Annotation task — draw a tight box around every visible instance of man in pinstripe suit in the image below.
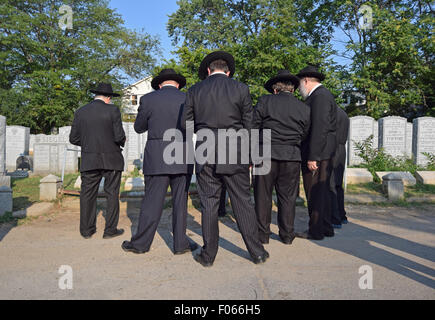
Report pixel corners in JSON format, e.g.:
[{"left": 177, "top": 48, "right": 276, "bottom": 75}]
[
  {"left": 121, "top": 69, "right": 196, "bottom": 255},
  {"left": 182, "top": 51, "right": 269, "bottom": 267}
]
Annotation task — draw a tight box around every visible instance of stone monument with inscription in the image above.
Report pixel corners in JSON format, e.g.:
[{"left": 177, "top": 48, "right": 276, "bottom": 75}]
[
  {"left": 405, "top": 122, "right": 413, "bottom": 158},
  {"left": 378, "top": 116, "right": 407, "bottom": 158},
  {"left": 0, "top": 116, "right": 10, "bottom": 187},
  {"left": 122, "top": 122, "right": 143, "bottom": 171},
  {"left": 0, "top": 116, "right": 6, "bottom": 175},
  {"left": 413, "top": 117, "right": 435, "bottom": 166},
  {"left": 33, "top": 134, "right": 79, "bottom": 175},
  {"left": 348, "top": 116, "right": 377, "bottom": 166},
  {"left": 5, "top": 126, "right": 30, "bottom": 171}
]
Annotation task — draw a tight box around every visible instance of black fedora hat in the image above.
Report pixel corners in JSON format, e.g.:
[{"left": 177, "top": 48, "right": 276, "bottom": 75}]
[
  {"left": 151, "top": 68, "right": 186, "bottom": 90},
  {"left": 90, "top": 83, "right": 120, "bottom": 97},
  {"left": 264, "top": 70, "right": 300, "bottom": 93},
  {"left": 198, "top": 51, "right": 236, "bottom": 80},
  {"left": 296, "top": 65, "right": 325, "bottom": 82}
]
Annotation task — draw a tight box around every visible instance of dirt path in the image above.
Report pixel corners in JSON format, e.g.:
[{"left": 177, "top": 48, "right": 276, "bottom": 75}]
[{"left": 0, "top": 199, "right": 434, "bottom": 300}]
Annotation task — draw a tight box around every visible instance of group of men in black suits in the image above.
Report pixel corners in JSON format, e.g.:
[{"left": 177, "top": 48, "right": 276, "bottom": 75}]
[{"left": 70, "top": 50, "right": 349, "bottom": 267}]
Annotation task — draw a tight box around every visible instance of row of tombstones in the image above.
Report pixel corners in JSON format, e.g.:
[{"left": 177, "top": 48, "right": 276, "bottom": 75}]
[{"left": 1, "top": 116, "right": 435, "bottom": 177}]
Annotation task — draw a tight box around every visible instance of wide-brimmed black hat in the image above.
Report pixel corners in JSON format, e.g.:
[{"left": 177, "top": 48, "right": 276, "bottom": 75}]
[
  {"left": 90, "top": 83, "right": 120, "bottom": 97},
  {"left": 151, "top": 68, "right": 186, "bottom": 90},
  {"left": 198, "top": 51, "right": 236, "bottom": 80},
  {"left": 264, "top": 70, "right": 300, "bottom": 93},
  {"left": 296, "top": 65, "right": 325, "bottom": 82}
]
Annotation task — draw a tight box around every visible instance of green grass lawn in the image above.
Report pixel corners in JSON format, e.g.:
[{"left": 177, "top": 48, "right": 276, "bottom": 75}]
[
  {"left": 11, "top": 176, "right": 42, "bottom": 211},
  {"left": 405, "top": 183, "right": 435, "bottom": 198},
  {"left": 62, "top": 173, "right": 80, "bottom": 191},
  {"left": 10, "top": 173, "right": 80, "bottom": 212},
  {"left": 346, "top": 182, "right": 384, "bottom": 195},
  {"left": 347, "top": 181, "right": 435, "bottom": 199}
]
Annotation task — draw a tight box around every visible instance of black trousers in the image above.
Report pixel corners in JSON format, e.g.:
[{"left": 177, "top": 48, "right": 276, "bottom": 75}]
[
  {"left": 131, "top": 174, "right": 190, "bottom": 252},
  {"left": 80, "top": 170, "right": 122, "bottom": 237},
  {"left": 196, "top": 164, "right": 266, "bottom": 263},
  {"left": 218, "top": 185, "right": 227, "bottom": 216},
  {"left": 330, "top": 144, "right": 347, "bottom": 224},
  {"left": 254, "top": 160, "right": 300, "bottom": 242},
  {"left": 302, "top": 159, "right": 334, "bottom": 239}
]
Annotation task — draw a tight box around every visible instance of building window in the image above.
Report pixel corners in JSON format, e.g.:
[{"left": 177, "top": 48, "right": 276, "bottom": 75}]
[{"left": 131, "top": 95, "right": 138, "bottom": 106}]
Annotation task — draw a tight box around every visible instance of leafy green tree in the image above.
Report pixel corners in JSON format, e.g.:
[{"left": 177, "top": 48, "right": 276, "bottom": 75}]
[
  {"left": 166, "top": 0, "right": 344, "bottom": 103},
  {"left": 0, "top": 0, "right": 160, "bottom": 133},
  {"left": 317, "top": 0, "right": 434, "bottom": 119}
]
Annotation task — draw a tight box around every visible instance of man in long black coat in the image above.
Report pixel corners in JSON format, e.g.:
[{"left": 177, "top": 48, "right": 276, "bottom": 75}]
[
  {"left": 254, "top": 70, "right": 311, "bottom": 245},
  {"left": 296, "top": 66, "right": 337, "bottom": 240},
  {"left": 122, "top": 69, "right": 196, "bottom": 255},
  {"left": 330, "top": 107, "right": 350, "bottom": 228},
  {"left": 70, "top": 83, "right": 126, "bottom": 239},
  {"left": 182, "top": 51, "right": 269, "bottom": 267}
]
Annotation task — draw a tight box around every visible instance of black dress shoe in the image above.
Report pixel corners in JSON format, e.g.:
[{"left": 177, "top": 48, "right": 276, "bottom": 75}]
[
  {"left": 295, "top": 231, "right": 324, "bottom": 241},
  {"left": 103, "top": 229, "right": 124, "bottom": 239},
  {"left": 279, "top": 235, "right": 295, "bottom": 245},
  {"left": 324, "top": 231, "right": 335, "bottom": 238},
  {"left": 193, "top": 253, "right": 213, "bottom": 267},
  {"left": 174, "top": 242, "right": 199, "bottom": 255},
  {"left": 82, "top": 231, "right": 96, "bottom": 239},
  {"left": 252, "top": 251, "right": 269, "bottom": 264},
  {"left": 121, "top": 241, "right": 148, "bottom": 254}
]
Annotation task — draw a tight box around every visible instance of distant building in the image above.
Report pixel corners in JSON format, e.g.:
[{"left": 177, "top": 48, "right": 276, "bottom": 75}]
[
  {"left": 122, "top": 77, "right": 154, "bottom": 114},
  {"left": 342, "top": 91, "right": 367, "bottom": 108}
]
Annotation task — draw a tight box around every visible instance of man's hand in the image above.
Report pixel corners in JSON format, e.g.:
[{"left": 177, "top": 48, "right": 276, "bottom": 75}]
[{"left": 308, "top": 161, "right": 318, "bottom": 172}]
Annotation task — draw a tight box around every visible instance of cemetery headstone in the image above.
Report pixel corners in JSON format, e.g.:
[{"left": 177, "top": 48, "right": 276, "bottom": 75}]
[
  {"left": 33, "top": 134, "right": 79, "bottom": 175},
  {"left": 348, "top": 116, "right": 377, "bottom": 166},
  {"left": 378, "top": 116, "right": 407, "bottom": 158},
  {"left": 0, "top": 115, "right": 10, "bottom": 188},
  {"left": 0, "top": 116, "right": 6, "bottom": 175},
  {"left": 5, "top": 126, "right": 30, "bottom": 171},
  {"left": 0, "top": 186, "right": 13, "bottom": 216},
  {"left": 406, "top": 122, "right": 413, "bottom": 158},
  {"left": 413, "top": 117, "right": 435, "bottom": 166}
]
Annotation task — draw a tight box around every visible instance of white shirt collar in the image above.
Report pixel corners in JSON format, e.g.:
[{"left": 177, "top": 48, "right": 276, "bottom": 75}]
[
  {"left": 309, "top": 83, "right": 322, "bottom": 97},
  {"left": 161, "top": 84, "right": 178, "bottom": 88},
  {"left": 95, "top": 97, "right": 107, "bottom": 103},
  {"left": 210, "top": 71, "right": 227, "bottom": 76}
]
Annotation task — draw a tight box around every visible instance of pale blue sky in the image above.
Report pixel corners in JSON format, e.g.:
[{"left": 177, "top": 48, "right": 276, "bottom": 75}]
[
  {"left": 108, "top": 0, "right": 351, "bottom": 67},
  {"left": 109, "top": 0, "right": 180, "bottom": 61}
]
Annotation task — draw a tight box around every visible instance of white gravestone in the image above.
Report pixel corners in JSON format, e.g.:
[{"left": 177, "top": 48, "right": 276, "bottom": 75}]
[
  {"left": 413, "top": 117, "right": 435, "bottom": 166},
  {"left": 6, "top": 126, "right": 30, "bottom": 171},
  {"left": 348, "top": 116, "right": 377, "bottom": 166},
  {"left": 33, "top": 134, "right": 79, "bottom": 174},
  {"left": 0, "top": 116, "right": 6, "bottom": 175},
  {"left": 373, "top": 121, "right": 379, "bottom": 149},
  {"left": 122, "top": 122, "right": 142, "bottom": 171},
  {"left": 0, "top": 186, "right": 13, "bottom": 216},
  {"left": 378, "top": 116, "right": 407, "bottom": 158},
  {"left": 405, "top": 122, "right": 413, "bottom": 158},
  {"left": 126, "top": 122, "right": 141, "bottom": 166}
]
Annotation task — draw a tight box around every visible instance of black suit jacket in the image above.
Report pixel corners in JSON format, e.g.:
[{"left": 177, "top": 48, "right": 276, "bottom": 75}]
[
  {"left": 70, "top": 100, "right": 125, "bottom": 172},
  {"left": 332, "top": 107, "right": 350, "bottom": 168},
  {"left": 301, "top": 85, "right": 337, "bottom": 162},
  {"left": 254, "top": 92, "right": 311, "bottom": 162},
  {"left": 135, "top": 86, "right": 193, "bottom": 175},
  {"left": 182, "top": 73, "right": 253, "bottom": 175}
]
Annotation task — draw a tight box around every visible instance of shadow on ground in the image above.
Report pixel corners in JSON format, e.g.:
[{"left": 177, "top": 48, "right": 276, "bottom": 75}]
[
  {"left": 271, "top": 205, "right": 435, "bottom": 290},
  {"left": 121, "top": 195, "right": 251, "bottom": 261}
]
